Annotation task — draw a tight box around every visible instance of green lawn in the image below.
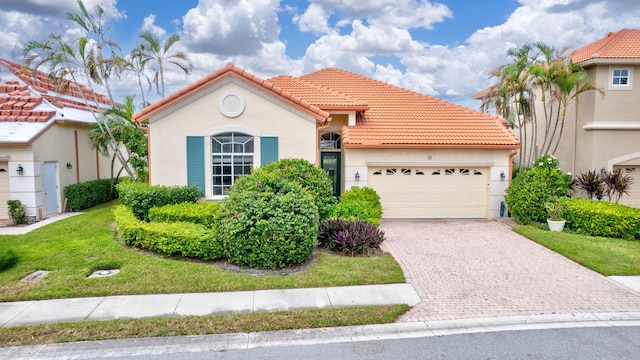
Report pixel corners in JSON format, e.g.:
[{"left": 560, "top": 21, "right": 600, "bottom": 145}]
[
  {"left": 514, "top": 225, "right": 640, "bottom": 276},
  {"left": 0, "top": 201, "right": 405, "bottom": 302}
]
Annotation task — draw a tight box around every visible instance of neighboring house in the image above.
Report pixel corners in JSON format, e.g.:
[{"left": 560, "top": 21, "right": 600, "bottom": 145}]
[
  {"left": 133, "top": 63, "right": 520, "bottom": 219},
  {"left": 562, "top": 29, "right": 640, "bottom": 207},
  {"left": 0, "top": 58, "right": 115, "bottom": 220}
]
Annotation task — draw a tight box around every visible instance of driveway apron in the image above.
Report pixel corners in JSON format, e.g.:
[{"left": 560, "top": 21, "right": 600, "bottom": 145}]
[{"left": 381, "top": 220, "right": 640, "bottom": 322}]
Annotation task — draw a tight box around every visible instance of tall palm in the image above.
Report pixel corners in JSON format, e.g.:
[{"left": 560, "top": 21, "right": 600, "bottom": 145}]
[
  {"left": 23, "top": 0, "right": 136, "bottom": 179},
  {"left": 139, "top": 31, "right": 192, "bottom": 98}
]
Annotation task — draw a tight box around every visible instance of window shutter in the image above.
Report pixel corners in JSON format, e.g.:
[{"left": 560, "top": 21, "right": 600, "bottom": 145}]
[
  {"left": 260, "top": 136, "right": 278, "bottom": 165},
  {"left": 186, "top": 136, "right": 205, "bottom": 196}
]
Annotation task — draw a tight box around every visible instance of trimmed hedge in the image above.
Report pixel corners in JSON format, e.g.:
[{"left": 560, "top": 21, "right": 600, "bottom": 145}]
[
  {"left": 65, "top": 178, "right": 117, "bottom": 211},
  {"left": 114, "top": 205, "right": 223, "bottom": 260},
  {"left": 560, "top": 197, "right": 640, "bottom": 240},
  {"left": 332, "top": 186, "right": 383, "bottom": 225},
  {"left": 117, "top": 181, "right": 201, "bottom": 221},
  {"left": 318, "top": 219, "right": 385, "bottom": 256},
  {"left": 220, "top": 169, "right": 319, "bottom": 269},
  {"left": 149, "top": 202, "right": 221, "bottom": 227},
  {"left": 259, "top": 158, "right": 335, "bottom": 220}
]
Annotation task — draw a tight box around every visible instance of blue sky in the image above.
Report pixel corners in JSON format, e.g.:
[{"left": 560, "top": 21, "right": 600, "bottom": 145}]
[{"left": 1, "top": 0, "right": 639, "bottom": 109}]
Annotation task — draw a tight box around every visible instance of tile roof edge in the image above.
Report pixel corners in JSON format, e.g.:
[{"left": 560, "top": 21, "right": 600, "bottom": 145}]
[
  {"left": 133, "top": 63, "right": 331, "bottom": 123},
  {"left": 343, "top": 143, "right": 522, "bottom": 150}
]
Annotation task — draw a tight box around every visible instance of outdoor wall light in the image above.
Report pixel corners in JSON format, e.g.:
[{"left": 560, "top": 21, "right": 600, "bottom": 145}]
[
  {"left": 66, "top": 162, "right": 73, "bottom": 169},
  {"left": 600, "top": 167, "right": 607, "bottom": 177},
  {"left": 500, "top": 171, "right": 506, "bottom": 180},
  {"left": 16, "top": 164, "right": 23, "bottom": 175},
  {"left": 355, "top": 171, "right": 360, "bottom": 181}
]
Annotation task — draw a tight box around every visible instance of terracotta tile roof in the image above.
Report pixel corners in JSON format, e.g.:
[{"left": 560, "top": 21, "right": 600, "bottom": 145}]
[
  {"left": 0, "top": 58, "right": 112, "bottom": 143},
  {"left": 299, "top": 68, "right": 519, "bottom": 148},
  {"left": 570, "top": 29, "right": 640, "bottom": 63},
  {"left": 133, "top": 62, "right": 332, "bottom": 124},
  {"left": 268, "top": 75, "right": 369, "bottom": 111}
]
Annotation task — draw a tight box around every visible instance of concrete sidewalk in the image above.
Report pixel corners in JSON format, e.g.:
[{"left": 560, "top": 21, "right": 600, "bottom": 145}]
[{"left": 0, "top": 284, "right": 421, "bottom": 328}]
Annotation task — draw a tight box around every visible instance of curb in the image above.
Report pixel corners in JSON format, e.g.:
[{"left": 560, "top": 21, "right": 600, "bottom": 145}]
[{"left": 3, "top": 312, "right": 640, "bottom": 359}]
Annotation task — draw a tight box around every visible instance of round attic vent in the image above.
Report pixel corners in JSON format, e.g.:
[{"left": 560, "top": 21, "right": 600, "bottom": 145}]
[{"left": 219, "top": 91, "right": 245, "bottom": 118}]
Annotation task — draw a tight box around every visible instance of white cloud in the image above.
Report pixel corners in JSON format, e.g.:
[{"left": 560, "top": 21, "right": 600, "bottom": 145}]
[
  {"left": 141, "top": 14, "right": 166, "bottom": 37},
  {"left": 293, "top": 3, "right": 331, "bottom": 34},
  {"left": 181, "top": 0, "right": 280, "bottom": 56}
]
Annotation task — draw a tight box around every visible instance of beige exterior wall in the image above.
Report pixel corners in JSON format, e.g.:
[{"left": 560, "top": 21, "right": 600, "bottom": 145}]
[
  {"left": 149, "top": 80, "right": 318, "bottom": 197},
  {"left": 0, "top": 123, "right": 114, "bottom": 219},
  {"left": 343, "top": 148, "right": 513, "bottom": 218},
  {"left": 520, "top": 62, "right": 640, "bottom": 207}
]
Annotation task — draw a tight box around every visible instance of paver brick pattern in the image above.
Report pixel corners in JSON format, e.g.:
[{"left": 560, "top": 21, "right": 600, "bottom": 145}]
[{"left": 381, "top": 220, "right": 640, "bottom": 322}]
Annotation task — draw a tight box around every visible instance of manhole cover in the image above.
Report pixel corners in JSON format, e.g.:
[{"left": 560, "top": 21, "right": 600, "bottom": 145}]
[
  {"left": 21, "top": 270, "right": 49, "bottom": 282},
  {"left": 88, "top": 269, "right": 120, "bottom": 278}
]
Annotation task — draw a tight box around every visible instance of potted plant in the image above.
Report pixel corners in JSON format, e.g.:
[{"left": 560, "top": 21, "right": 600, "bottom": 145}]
[{"left": 544, "top": 198, "right": 565, "bottom": 232}]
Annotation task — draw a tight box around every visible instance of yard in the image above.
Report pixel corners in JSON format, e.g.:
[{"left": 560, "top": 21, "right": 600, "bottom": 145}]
[{"left": 0, "top": 200, "right": 407, "bottom": 346}]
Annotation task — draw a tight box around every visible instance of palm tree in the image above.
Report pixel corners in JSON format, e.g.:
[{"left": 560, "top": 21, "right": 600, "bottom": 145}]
[
  {"left": 23, "top": 0, "right": 136, "bottom": 179},
  {"left": 483, "top": 42, "right": 601, "bottom": 168},
  {"left": 139, "top": 31, "right": 192, "bottom": 98},
  {"left": 90, "top": 96, "right": 148, "bottom": 182}
]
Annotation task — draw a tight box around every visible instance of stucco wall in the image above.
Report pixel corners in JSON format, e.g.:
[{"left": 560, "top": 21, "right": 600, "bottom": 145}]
[
  {"left": 148, "top": 80, "right": 318, "bottom": 197},
  {"left": 0, "top": 123, "right": 114, "bottom": 219}
]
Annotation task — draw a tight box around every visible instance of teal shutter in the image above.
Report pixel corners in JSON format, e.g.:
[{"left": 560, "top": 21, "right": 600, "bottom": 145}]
[
  {"left": 260, "top": 137, "right": 279, "bottom": 165},
  {"left": 186, "top": 136, "right": 205, "bottom": 196}
]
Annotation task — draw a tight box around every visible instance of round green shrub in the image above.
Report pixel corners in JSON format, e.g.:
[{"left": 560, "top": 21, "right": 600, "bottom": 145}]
[
  {"left": 0, "top": 248, "right": 19, "bottom": 272},
  {"left": 220, "top": 169, "right": 319, "bottom": 269},
  {"left": 332, "top": 186, "right": 383, "bottom": 225},
  {"left": 259, "top": 158, "right": 335, "bottom": 220},
  {"left": 505, "top": 155, "right": 572, "bottom": 224}
]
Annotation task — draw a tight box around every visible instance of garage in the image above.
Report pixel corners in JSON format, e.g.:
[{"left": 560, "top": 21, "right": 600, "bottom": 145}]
[
  {"left": 614, "top": 165, "right": 640, "bottom": 208},
  {"left": 368, "top": 166, "right": 489, "bottom": 219}
]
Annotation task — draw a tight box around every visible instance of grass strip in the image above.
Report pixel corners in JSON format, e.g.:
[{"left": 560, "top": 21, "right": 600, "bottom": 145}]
[
  {"left": 514, "top": 225, "right": 640, "bottom": 276},
  {"left": 0, "top": 305, "right": 409, "bottom": 347}
]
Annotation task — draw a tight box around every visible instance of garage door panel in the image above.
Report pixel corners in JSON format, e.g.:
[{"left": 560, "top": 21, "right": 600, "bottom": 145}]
[{"left": 368, "top": 167, "right": 488, "bottom": 219}]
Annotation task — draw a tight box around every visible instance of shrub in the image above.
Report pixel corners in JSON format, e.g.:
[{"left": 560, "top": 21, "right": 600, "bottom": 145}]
[
  {"left": 560, "top": 197, "right": 640, "bottom": 240},
  {"left": 149, "top": 202, "right": 221, "bottom": 227},
  {"left": 259, "top": 158, "right": 335, "bottom": 220},
  {"left": 117, "top": 181, "right": 201, "bottom": 221},
  {"left": 505, "top": 155, "right": 572, "bottom": 224},
  {"left": 318, "top": 219, "right": 385, "bottom": 256},
  {"left": 220, "top": 170, "right": 319, "bottom": 269},
  {"left": 332, "top": 186, "right": 383, "bottom": 225},
  {"left": 0, "top": 248, "right": 19, "bottom": 272},
  {"left": 573, "top": 170, "right": 605, "bottom": 200},
  {"left": 114, "top": 205, "right": 223, "bottom": 260},
  {"left": 7, "top": 200, "right": 27, "bottom": 225},
  {"left": 64, "top": 178, "right": 118, "bottom": 211}
]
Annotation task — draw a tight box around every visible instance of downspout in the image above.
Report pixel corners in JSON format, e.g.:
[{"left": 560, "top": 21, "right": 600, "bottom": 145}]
[
  {"left": 315, "top": 118, "right": 332, "bottom": 167},
  {"left": 74, "top": 130, "right": 80, "bottom": 183}
]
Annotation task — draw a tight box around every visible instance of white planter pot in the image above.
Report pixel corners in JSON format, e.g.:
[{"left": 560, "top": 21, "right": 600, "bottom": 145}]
[{"left": 547, "top": 219, "right": 566, "bottom": 232}]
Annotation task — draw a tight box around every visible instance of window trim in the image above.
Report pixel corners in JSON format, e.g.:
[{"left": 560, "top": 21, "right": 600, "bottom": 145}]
[
  {"left": 211, "top": 132, "right": 254, "bottom": 196},
  {"left": 609, "top": 67, "right": 632, "bottom": 90}
]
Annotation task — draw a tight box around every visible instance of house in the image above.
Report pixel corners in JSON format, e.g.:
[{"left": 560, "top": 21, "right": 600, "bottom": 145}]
[
  {"left": 560, "top": 29, "right": 640, "bottom": 207},
  {"left": 133, "top": 63, "right": 520, "bottom": 219},
  {"left": 0, "top": 58, "right": 115, "bottom": 220}
]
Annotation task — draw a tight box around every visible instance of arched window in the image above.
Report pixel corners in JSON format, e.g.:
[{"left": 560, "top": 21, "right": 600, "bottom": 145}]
[
  {"left": 211, "top": 132, "right": 254, "bottom": 195},
  {"left": 320, "top": 133, "right": 341, "bottom": 149}
]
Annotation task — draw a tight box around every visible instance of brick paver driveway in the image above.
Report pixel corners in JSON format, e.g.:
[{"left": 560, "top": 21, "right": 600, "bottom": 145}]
[{"left": 381, "top": 220, "right": 640, "bottom": 322}]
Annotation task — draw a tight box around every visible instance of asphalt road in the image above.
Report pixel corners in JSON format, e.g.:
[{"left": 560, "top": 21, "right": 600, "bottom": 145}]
[{"left": 87, "top": 326, "right": 640, "bottom": 360}]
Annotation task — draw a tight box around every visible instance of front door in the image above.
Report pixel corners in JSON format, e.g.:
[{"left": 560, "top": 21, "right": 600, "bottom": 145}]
[
  {"left": 321, "top": 152, "right": 341, "bottom": 197},
  {"left": 44, "top": 162, "right": 59, "bottom": 215}
]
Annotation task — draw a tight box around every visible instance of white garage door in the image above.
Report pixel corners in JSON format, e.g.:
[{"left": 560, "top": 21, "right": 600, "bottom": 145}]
[
  {"left": 368, "top": 167, "right": 489, "bottom": 219},
  {"left": 614, "top": 165, "right": 640, "bottom": 208},
  {"left": 0, "top": 162, "right": 8, "bottom": 219}
]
